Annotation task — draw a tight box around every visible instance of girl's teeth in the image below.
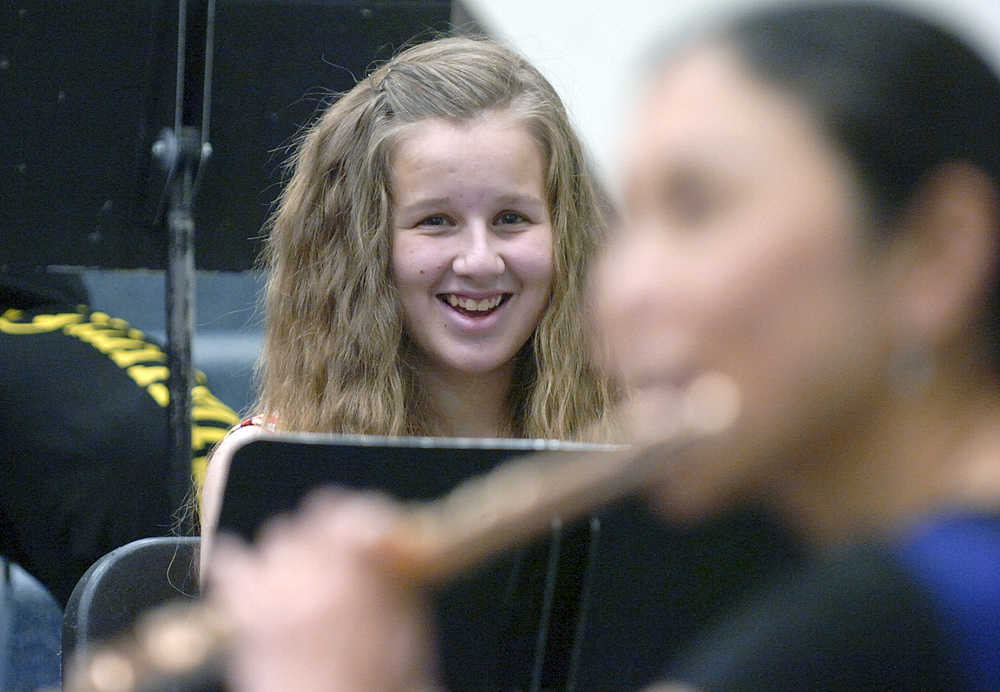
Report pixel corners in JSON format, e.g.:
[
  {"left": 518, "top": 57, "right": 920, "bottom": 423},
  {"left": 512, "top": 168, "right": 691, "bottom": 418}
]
[{"left": 445, "top": 294, "right": 503, "bottom": 311}]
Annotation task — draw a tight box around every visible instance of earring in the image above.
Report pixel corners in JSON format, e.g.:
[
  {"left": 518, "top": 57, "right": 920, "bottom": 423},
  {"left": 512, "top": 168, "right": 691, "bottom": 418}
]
[{"left": 888, "top": 341, "right": 936, "bottom": 396}]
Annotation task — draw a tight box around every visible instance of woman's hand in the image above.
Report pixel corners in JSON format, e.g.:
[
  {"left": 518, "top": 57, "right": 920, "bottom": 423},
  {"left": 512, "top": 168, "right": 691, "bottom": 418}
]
[{"left": 208, "top": 490, "right": 442, "bottom": 692}]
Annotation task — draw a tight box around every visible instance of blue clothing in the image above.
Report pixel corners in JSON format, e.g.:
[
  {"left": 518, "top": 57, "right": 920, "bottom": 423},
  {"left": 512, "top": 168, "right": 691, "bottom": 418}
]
[
  {"left": 896, "top": 513, "right": 1000, "bottom": 692},
  {"left": 1, "top": 561, "right": 62, "bottom": 692},
  {"left": 667, "top": 512, "right": 1000, "bottom": 691}
]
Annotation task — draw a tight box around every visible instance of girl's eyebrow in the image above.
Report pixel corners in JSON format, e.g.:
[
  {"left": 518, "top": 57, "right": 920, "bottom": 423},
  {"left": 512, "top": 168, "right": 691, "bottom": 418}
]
[
  {"left": 397, "top": 194, "right": 546, "bottom": 215},
  {"left": 494, "top": 193, "right": 546, "bottom": 209},
  {"left": 395, "top": 197, "right": 452, "bottom": 214}
]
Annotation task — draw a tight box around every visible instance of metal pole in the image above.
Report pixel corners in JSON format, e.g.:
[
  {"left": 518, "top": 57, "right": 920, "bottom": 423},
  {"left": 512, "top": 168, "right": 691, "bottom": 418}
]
[
  {"left": 154, "top": 125, "right": 204, "bottom": 515},
  {"left": 165, "top": 130, "right": 199, "bottom": 514},
  {"left": 154, "top": 0, "right": 215, "bottom": 516}
]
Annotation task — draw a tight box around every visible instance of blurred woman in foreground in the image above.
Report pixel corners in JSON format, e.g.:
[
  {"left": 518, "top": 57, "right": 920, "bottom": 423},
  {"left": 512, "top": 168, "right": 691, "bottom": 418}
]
[{"left": 211, "top": 3, "right": 1000, "bottom": 690}]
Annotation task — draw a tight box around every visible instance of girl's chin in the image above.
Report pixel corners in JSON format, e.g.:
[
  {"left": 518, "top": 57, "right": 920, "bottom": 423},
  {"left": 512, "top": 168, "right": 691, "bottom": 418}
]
[{"left": 430, "top": 353, "right": 520, "bottom": 379}]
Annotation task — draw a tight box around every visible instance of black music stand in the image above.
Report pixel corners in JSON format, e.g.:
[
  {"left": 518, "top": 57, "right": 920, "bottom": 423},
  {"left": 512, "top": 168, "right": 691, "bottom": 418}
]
[{"left": 217, "top": 433, "right": 801, "bottom": 691}]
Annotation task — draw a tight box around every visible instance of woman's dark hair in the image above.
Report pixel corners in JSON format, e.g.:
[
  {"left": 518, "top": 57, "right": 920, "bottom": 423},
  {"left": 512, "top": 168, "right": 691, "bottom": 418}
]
[
  {"left": 721, "top": 3, "right": 1000, "bottom": 222},
  {"left": 718, "top": 2, "right": 1000, "bottom": 355}
]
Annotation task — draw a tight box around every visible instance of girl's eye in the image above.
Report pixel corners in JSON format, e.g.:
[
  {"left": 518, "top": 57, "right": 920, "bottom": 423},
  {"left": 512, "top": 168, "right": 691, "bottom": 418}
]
[
  {"left": 495, "top": 211, "right": 527, "bottom": 226},
  {"left": 419, "top": 215, "right": 451, "bottom": 227}
]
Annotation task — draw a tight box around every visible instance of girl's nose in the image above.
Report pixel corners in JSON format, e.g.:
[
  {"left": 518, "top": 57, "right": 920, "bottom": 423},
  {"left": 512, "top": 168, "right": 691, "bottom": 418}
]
[{"left": 452, "top": 228, "right": 505, "bottom": 277}]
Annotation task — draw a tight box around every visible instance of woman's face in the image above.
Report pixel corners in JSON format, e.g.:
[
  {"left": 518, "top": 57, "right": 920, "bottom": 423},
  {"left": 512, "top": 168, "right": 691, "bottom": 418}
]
[
  {"left": 391, "top": 112, "right": 554, "bottom": 382},
  {"left": 593, "top": 45, "right": 897, "bottom": 517}
]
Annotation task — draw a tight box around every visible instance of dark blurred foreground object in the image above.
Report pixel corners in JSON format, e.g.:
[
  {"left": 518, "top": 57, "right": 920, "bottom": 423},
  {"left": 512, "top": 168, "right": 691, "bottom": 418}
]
[
  {"left": 1, "top": 0, "right": 452, "bottom": 271},
  {"left": 0, "top": 267, "right": 238, "bottom": 605}
]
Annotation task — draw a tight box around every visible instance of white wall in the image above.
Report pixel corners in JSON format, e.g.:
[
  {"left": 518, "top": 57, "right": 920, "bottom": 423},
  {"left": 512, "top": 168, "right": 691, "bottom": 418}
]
[{"left": 458, "top": 0, "right": 1000, "bottom": 193}]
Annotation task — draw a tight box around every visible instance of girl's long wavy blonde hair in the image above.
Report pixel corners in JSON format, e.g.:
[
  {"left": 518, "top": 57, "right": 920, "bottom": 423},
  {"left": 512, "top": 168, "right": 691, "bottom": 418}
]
[{"left": 256, "top": 36, "right": 617, "bottom": 440}]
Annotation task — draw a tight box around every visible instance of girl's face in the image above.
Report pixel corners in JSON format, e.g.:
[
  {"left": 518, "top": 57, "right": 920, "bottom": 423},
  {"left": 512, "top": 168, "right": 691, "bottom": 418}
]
[
  {"left": 593, "top": 45, "right": 897, "bottom": 517},
  {"left": 391, "top": 112, "right": 554, "bottom": 382}
]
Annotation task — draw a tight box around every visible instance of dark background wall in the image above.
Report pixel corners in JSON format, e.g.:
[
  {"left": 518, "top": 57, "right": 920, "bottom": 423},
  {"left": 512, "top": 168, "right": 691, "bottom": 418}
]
[{"left": 3, "top": 0, "right": 453, "bottom": 271}]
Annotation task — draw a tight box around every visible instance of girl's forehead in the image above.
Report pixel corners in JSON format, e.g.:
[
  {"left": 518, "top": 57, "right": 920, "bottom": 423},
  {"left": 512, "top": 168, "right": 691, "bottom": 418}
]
[{"left": 389, "top": 114, "right": 547, "bottom": 181}]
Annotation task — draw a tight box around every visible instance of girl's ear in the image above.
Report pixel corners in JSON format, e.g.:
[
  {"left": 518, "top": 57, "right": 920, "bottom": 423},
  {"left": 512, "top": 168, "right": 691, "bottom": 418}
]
[{"left": 887, "top": 163, "right": 1000, "bottom": 348}]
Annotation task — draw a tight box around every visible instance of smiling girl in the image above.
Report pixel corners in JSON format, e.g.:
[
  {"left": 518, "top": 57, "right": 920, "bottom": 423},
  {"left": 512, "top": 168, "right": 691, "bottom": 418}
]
[
  {"left": 198, "top": 36, "right": 618, "bottom": 571},
  {"left": 390, "top": 112, "right": 556, "bottom": 437}
]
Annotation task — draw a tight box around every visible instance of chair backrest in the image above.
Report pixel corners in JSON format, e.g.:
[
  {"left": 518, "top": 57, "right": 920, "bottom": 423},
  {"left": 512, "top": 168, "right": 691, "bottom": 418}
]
[{"left": 61, "top": 536, "right": 200, "bottom": 678}]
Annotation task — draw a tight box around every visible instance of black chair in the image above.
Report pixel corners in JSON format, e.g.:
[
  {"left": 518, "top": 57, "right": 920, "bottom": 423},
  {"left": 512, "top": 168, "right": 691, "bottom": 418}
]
[{"left": 62, "top": 536, "right": 200, "bottom": 679}]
